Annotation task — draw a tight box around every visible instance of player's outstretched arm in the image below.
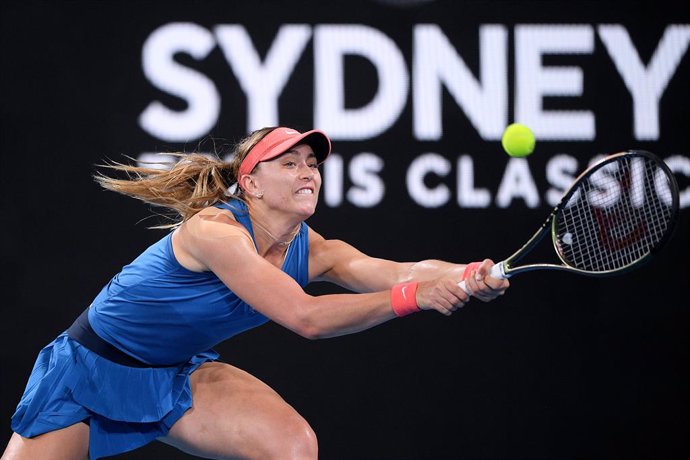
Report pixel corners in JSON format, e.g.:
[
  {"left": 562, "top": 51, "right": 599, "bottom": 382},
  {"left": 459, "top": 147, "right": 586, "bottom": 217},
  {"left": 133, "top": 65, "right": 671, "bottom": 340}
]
[{"left": 307, "top": 227, "right": 508, "bottom": 301}]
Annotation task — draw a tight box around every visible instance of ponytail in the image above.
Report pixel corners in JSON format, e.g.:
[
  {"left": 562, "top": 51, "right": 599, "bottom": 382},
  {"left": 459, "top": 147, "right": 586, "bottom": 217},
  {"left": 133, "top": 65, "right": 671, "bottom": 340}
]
[
  {"left": 95, "top": 153, "right": 237, "bottom": 228},
  {"left": 95, "top": 128, "right": 275, "bottom": 229}
]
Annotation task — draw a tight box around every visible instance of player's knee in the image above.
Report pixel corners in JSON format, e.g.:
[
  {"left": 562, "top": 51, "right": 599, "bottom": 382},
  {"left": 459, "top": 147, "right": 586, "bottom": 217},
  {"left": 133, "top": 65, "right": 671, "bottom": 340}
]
[
  {"left": 286, "top": 417, "right": 318, "bottom": 459},
  {"left": 270, "top": 416, "right": 318, "bottom": 460}
]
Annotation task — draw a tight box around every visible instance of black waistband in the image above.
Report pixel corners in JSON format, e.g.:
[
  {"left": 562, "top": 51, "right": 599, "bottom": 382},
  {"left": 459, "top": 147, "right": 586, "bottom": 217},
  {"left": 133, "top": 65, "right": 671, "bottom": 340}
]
[{"left": 66, "top": 308, "right": 162, "bottom": 368}]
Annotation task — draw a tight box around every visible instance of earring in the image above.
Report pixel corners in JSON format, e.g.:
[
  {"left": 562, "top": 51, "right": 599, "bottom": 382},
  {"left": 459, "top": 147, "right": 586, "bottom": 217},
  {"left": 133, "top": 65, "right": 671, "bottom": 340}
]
[{"left": 255, "top": 191, "right": 264, "bottom": 199}]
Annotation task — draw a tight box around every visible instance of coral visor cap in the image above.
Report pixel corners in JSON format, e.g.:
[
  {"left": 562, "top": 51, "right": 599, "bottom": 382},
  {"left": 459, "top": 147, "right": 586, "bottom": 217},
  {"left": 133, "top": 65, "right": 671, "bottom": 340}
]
[{"left": 238, "top": 127, "right": 331, "bottom": 178}]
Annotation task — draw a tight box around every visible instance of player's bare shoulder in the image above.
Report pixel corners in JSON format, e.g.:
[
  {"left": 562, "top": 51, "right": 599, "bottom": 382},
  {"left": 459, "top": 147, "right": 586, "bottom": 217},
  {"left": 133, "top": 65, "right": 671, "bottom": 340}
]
[
  {"left": 307, "top": 227, "right": 352, "bottom": 256},
  {"left": 307, "top": 227, "right": 358, "bottom": 281},
  {"left": 307, "top": 226, "right": 337, "bottom": 260},
  {"left": 187, "top": 206, "right": 250, "bottom": 239},
  {"left": 173, "top": 206, "right": 255, "bottom": 272},
  {"left": 307, "top": 226, "right": 326, "bottom": 245}
]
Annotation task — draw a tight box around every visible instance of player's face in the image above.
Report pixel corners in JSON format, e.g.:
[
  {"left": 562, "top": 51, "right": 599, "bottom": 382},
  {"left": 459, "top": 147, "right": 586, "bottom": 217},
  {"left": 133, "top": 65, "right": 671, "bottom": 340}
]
[{"left": 254, "top": 143, "right": 322, "bottom": 218}]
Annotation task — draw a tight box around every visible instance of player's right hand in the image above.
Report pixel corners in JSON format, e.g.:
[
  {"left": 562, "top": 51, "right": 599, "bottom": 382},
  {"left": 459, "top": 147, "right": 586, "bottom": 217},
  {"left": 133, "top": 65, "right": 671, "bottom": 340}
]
[{"left": 416, "top": 277, "right": 471, "bottom": 315}]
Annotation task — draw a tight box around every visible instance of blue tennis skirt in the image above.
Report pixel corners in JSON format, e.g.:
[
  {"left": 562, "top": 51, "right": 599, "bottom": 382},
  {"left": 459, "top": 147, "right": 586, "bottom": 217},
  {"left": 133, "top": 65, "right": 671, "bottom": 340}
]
[{"left": 10, "top": 333, "right": 218, "bottom": 459}]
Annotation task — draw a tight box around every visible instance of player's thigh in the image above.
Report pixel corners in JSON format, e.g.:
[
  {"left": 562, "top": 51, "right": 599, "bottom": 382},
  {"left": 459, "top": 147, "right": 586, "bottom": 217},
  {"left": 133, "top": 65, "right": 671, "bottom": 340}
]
[
  {"left": 1, "top": 423, "right": 89, "bottom": 460},
  {"left": 160, "top": 361, "right": 317, "bottom": 459}
]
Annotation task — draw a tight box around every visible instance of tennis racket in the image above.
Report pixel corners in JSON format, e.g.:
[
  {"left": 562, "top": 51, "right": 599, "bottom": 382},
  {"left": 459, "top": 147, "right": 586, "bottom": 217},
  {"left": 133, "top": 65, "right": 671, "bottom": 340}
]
[{"left": 459, "top": 150, "right": 679, "bottom": 293}]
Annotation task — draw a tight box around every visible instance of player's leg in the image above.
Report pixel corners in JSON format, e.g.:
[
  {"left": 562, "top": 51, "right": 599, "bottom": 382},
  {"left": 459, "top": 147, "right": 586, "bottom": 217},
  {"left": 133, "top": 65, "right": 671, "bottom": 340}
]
[
  {"left": 159, "top": 361, "right": 317, "bottom": 460},
  {"left": 1, "top": 423, "right": 89, "bottom": 460}
]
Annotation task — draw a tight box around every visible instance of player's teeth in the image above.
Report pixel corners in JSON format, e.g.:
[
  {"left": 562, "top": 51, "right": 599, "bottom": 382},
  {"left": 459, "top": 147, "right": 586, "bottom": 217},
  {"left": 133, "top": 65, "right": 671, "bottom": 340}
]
[{"left": 297, "top": 189, "right": 313, "bottom": 194}]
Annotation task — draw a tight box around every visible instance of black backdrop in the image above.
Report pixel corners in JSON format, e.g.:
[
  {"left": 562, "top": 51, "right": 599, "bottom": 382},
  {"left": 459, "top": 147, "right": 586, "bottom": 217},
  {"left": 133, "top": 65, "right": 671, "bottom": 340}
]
[{"left": 1, "top": 1, "right": 689, "bottom": 459}]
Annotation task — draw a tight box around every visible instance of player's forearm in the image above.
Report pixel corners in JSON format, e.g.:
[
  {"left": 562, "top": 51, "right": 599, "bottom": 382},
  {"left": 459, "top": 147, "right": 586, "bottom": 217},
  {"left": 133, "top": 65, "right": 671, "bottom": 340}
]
[
  {"left": 338, "top": 259, "right": 468, "bottom": 293},
  {"left": 295, "top": 291, "right": 397, "bottom": 339},
  {"left": 401, "top": 259, "right": 467, "bottom": 283}
]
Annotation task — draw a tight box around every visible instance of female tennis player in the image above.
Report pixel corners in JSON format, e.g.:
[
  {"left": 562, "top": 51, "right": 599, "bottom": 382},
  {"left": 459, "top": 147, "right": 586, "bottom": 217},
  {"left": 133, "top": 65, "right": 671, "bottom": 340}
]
[{"left": 2, "top": 126, "right": 509, "bottom": 460}]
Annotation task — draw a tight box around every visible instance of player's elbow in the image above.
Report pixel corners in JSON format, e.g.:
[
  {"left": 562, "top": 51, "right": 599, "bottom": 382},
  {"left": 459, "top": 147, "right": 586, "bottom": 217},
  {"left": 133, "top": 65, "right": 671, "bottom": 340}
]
[
  {"left": 291, "top": 320, "right": 323, "bottom": 340},
  {"left": 292, "top": 315, "right": 324, "bottom": 340},
  {"left": 290, "top": 300, "right": 327, "bottom": 340},
  {"left": 295, "top": 325, "right": 323, "bottom": 340}
]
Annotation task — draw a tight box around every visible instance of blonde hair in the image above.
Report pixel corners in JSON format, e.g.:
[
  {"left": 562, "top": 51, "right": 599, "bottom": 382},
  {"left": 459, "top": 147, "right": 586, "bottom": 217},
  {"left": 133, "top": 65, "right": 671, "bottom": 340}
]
[{"left": 95, "top": 127, "right": 275, "bottom": 228}]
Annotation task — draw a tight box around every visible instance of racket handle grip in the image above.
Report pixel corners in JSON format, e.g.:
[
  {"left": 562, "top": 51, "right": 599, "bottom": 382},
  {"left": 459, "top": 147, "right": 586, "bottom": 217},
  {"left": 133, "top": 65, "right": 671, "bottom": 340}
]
[{"left": 458, "top": 262, "right": 507, "bottom": 295}]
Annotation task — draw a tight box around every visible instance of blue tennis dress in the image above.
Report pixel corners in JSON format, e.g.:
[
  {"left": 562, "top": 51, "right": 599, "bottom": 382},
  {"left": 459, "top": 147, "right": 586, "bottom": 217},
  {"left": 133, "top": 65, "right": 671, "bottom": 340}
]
[{"left": 10, "top": 200, "right": 310, "bottom": 459}]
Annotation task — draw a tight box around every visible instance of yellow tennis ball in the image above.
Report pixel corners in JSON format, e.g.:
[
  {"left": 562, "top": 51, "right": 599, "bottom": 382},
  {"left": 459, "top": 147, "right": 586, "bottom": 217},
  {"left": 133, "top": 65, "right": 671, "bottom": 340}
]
[{"left": 501, "top": 123, "right": 535, "bottom": 157}]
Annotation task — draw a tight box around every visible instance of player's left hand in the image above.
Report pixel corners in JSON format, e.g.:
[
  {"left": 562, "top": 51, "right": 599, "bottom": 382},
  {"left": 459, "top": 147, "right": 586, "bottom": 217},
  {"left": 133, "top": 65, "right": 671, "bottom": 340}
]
[{"left": 463, "top": 259, "right": 509, "bottom": 302}]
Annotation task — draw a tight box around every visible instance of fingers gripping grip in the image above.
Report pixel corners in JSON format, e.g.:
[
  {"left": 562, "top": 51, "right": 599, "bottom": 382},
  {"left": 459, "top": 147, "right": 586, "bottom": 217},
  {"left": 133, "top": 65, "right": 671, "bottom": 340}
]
[{"left": 458, "top": 262, "right": 507, "bottom": 295}]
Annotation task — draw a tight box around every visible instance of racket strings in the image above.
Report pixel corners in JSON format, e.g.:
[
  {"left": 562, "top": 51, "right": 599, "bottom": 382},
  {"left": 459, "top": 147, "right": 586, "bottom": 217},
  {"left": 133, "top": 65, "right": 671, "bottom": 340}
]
[{"left": 555, "top": 155, "right": 675, "bottom": 273}]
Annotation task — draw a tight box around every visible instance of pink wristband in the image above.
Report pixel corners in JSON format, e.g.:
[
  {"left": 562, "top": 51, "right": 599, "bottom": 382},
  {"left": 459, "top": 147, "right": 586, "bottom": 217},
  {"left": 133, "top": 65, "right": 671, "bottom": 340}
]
[
  {"left": 390, "top": 282, "right": 420, "bottom": 317},
  {"left": 461, "top": 262, "right": 482, "bottom": 281}
]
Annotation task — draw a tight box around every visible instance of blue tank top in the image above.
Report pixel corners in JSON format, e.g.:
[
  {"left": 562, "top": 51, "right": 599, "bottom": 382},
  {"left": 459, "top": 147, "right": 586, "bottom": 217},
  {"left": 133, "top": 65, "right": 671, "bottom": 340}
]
[{"left": 88, "top": 200, "right": 309, "bottom": 365}]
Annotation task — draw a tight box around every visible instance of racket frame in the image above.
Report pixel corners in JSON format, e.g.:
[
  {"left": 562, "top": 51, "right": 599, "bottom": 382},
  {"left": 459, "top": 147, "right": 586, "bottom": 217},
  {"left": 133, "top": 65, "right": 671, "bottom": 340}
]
[{"left": 496, "top": 150, "right": 679, "bottom": 279}]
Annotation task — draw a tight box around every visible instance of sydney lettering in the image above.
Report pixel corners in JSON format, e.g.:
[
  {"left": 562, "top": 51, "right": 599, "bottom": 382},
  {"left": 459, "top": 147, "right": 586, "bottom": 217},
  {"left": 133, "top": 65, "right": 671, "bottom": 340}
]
[{"left": 136, "top": 22, "right": 690, "bottom": 209}]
